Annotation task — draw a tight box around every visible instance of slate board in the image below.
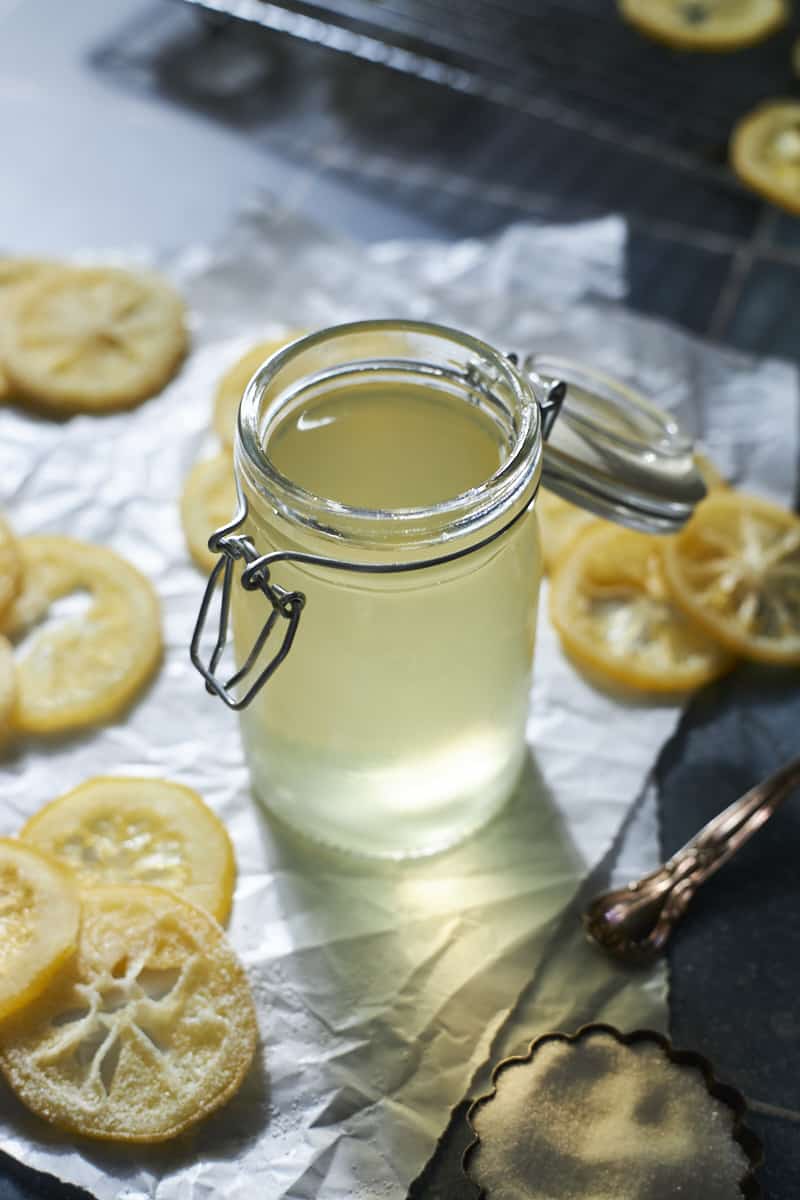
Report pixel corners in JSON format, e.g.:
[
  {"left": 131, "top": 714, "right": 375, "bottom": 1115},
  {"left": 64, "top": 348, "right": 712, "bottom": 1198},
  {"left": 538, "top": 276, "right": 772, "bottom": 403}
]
[{"left": 661, "top": 664, "right": 800, "bottom": 1200}]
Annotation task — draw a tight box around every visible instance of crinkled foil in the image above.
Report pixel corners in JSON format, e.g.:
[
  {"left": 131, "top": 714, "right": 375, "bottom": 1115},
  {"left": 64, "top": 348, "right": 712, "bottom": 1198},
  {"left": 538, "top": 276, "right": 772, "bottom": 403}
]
[{"left": 0, "top": 202, "right": 797, "bottom": 1200}]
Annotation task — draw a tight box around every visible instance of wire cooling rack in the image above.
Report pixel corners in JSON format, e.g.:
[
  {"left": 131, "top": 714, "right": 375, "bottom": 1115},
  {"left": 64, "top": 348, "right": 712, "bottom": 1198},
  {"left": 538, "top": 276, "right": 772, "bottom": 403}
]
[
  {"left": 181, "top": 0, "right": 799, "bottom": 158},
  {"left": 92, "top": 1, "right": 800, "bottom": 363}
]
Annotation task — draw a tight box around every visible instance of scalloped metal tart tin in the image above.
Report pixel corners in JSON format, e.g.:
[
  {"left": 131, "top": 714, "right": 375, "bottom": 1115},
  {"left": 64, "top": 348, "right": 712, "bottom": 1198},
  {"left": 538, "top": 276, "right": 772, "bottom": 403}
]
[{"left": 463, "top": 1024, "right": 763, "bottom": 1199}]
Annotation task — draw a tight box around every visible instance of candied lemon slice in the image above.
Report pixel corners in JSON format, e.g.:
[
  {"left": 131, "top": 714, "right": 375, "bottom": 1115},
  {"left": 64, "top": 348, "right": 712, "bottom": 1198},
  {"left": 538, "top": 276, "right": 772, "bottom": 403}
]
[
  {"left": 3, "top": 536, "right": 162, "bottom": 734},
  {"left": 618, "top": 0, "right": 787, "bottom": 50},
  {"left": 731, "top": 101, "right": 800, "bottom": 216},
  {"left": 0, "top": 885, "right": 258, "bottom": 1142},
  {"left": 0, "top": 258, "right": 57, "bottom": 293},
  {"left": 550, "top": 524, "right": 733, "bottom": 693},
  {"left": 693, "top": 450, "right": 729, "bottom": 493},
  {"left": 0, "top": 258, "right": 52, "bottom": 287},
  {"left": 0, "top": 839, "right": 79, "bottom": 1024},
  {"left": 180, "top": 452, "right": 236, "bottom": 573},
  {"left": 2, "top": 266, "right": 187, "bottom": 414},
  {"left": 0, "top": 259, "right": 57, "bottom": 336},
  {"left": 0, "top": 514, "right": 22, "bottom": 623},
  {"left": 537, "top": 489, "right": 599, "bottom": 576},
  {"left": 213, "top": 334, "right": 303, "bottom": 445},
  {"left": 22, "top": 777, "right": 235, "bottom": 924},
  {"left": 663, "top": 492, "right": 800, "bottom": 664},
  {"left": 538, "top": 454, "right": 726, "bottom": 576},
  {"left": 0, "top": 636, "right": 15, "bottom": 746},
  {"left": 0, "top": 259, "right": 58, "bottom": 401}
]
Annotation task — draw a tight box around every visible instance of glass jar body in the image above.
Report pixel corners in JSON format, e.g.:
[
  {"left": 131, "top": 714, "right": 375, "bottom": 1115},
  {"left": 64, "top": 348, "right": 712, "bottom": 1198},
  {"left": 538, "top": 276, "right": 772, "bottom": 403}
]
[
  {"left": 232, "top": 501, "right": 541, "bottom": 858},
  {"left": 230, "top": 322, "right": 543, "bottom": 858}
]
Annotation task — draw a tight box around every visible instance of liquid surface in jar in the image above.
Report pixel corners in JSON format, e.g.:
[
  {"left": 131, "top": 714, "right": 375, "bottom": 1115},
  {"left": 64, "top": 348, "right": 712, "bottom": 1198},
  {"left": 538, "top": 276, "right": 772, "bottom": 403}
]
[{"left": 266, "top": 379, "right": 507, "bottom": 510}]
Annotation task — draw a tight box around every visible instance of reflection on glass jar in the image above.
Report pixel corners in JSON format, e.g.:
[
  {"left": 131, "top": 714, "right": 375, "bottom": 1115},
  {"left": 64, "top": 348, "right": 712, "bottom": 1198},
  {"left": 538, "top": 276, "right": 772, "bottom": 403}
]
[{"left": 230, "top": 322, "right": 543, "bottom": 859}]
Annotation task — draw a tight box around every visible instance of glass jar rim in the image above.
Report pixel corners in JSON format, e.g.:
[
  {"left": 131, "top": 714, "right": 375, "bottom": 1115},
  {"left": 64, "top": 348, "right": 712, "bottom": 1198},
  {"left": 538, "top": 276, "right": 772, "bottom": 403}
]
[{"left": 236, "top": 319, "right": 542, "bottom": 550}]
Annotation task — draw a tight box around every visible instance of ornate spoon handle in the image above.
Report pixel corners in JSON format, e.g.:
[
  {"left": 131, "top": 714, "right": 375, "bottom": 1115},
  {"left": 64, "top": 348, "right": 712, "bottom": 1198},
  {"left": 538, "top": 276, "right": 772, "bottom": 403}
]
[{"left": 583, "top": 755, "right": 800, "bottom": 964}]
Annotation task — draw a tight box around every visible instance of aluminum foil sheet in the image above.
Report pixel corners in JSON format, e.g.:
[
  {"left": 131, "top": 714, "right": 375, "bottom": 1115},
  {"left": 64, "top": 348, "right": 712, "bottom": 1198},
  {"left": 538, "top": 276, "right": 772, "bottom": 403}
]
[{"left": 0, "top": 201, "right": 797, "bottom": 1199}]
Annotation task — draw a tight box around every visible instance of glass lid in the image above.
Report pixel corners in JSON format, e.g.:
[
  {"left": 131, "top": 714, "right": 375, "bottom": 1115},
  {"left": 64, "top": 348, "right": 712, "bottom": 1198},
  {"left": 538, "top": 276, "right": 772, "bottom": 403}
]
[{"left": 527, "top": 354, "right": 707, "bottom": 534}]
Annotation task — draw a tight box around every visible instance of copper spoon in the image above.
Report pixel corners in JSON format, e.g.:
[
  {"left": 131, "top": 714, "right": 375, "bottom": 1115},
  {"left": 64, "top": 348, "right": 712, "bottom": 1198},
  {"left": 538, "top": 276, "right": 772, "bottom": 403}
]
[{"left": 583, "top": 755, "right": 800, "bottom": 964}]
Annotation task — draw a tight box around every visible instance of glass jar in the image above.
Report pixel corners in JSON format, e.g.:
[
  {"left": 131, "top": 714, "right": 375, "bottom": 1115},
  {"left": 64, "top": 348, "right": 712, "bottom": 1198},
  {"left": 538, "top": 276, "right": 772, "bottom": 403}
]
[{"left": 192, "top": 321, "right": 704, "bottom": 859}]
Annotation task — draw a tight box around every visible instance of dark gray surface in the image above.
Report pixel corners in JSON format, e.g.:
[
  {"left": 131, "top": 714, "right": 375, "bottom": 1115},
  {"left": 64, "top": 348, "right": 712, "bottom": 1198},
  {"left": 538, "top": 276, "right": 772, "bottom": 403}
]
[
  {"left": 661, "top": 667, "right": 800, "bottom": 1200},
  {"left": 0, "top": 1154, "right": 92, "bottom": 1200}
]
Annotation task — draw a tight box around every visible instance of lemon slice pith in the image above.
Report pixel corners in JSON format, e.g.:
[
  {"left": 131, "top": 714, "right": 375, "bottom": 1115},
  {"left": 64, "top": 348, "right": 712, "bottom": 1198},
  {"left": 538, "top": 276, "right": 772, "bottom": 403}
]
[
  {"left": 3, "top": 536, "right": 162, "bottom": 734},
  {"left": 2, "top": 266, "right": 187, "bottom": 413},
  {"left": 550, "top": 524, "right": 734, "bottom": 693},
  {"left": 181, "top": 452, "right": 236, "bottom": 573},
  {"left": 21, "top": 777, "right": 236, "bottom": 924},
  {"left": 213, "top": 334, "right": 304, "bottom": 445},
  {"left": 0, "top": 885, "right": 258, "bottom": 1143},
  {"left": 730, "top": 101, "right": 800, "bottom": 217},
  {"left": 663, "top": 492, "right": 800, "bottom": 664},
  {"left": 0, "top": 839, "right": 80, "bottom": 1024},
  {"left": 618, "top": 0, "right": 788, "bottom": 51}
]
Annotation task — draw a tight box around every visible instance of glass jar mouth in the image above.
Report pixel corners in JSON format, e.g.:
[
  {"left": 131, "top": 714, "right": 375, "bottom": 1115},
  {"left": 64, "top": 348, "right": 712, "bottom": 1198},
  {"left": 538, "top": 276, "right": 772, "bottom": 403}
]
[{"left": 237, "top": 319, "right": 542, "bottom": 550}]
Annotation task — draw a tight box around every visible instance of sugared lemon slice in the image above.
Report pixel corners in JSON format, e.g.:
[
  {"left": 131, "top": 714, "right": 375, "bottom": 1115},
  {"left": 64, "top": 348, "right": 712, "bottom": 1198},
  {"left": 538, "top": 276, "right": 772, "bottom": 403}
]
[
  {"left": 731, "top": 101, "right": 800, "bottom": 216},
  {"left": 2, "top": 266, "right": 187, "bottom": 413},
  {"left": 180, "top": 452, "right": 236, "bottom": 574},
  {"left": 0, "top": 838, "right": 79, "bottom": 1024},
  {"left": 0, "top": 259, "right": 58, "bottom": 400},
  {"left": 693, "top": 450, "right": 728, "bottom": 493},
  {"left": 537, "top": 489, "right": 599, "bottom": 576},
  {"left": 663, "top": 491, "right": 800, "bottom": 663},
  {"left": 538, "top": 453, "right": 726, "bottom": 576},
  {"left": 21, "top": 777, "right": 235, "bottom": 924},
  {"left": 0, "top": 636, "right": 15, "bottom": 747},
  {"left": 0, "top": 885, "right": 258, "bottom": 1142},
  {"left": 213, "top": 334, "right": 304, "bottom": 445},
  {"left": 0, "top": 514, "right": 22, "bottom": 624},
  {"left": 550, "top": 523, "right": 733, "bottom": 692},
  {"left": 0, "top": 259, "right": 57, "bottom": 296},
  {"left": 619, "top": 0, "right": 787, "bottom": 51},
  {"left": 3, "top": 536, "right": 162, "bottom": 734}
]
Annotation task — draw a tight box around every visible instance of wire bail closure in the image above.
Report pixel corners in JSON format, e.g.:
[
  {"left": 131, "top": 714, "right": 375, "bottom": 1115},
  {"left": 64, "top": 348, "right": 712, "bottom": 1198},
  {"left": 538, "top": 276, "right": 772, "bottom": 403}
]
[
  {"left": 190, "top": 372, "right": 565, "bottom": 710},
  {"left": 190, "top": 508, "right": 306, "bottom": 710}
]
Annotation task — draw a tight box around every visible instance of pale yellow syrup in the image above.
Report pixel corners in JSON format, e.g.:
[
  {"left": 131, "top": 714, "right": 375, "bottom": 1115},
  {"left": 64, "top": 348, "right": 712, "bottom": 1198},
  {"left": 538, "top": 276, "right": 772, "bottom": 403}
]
[
  {"left": 233, "top": 378, "right": 541, "bottom": 858},
  {"left": 269, "top": 380, "right": 505, "bottom": 508}
]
